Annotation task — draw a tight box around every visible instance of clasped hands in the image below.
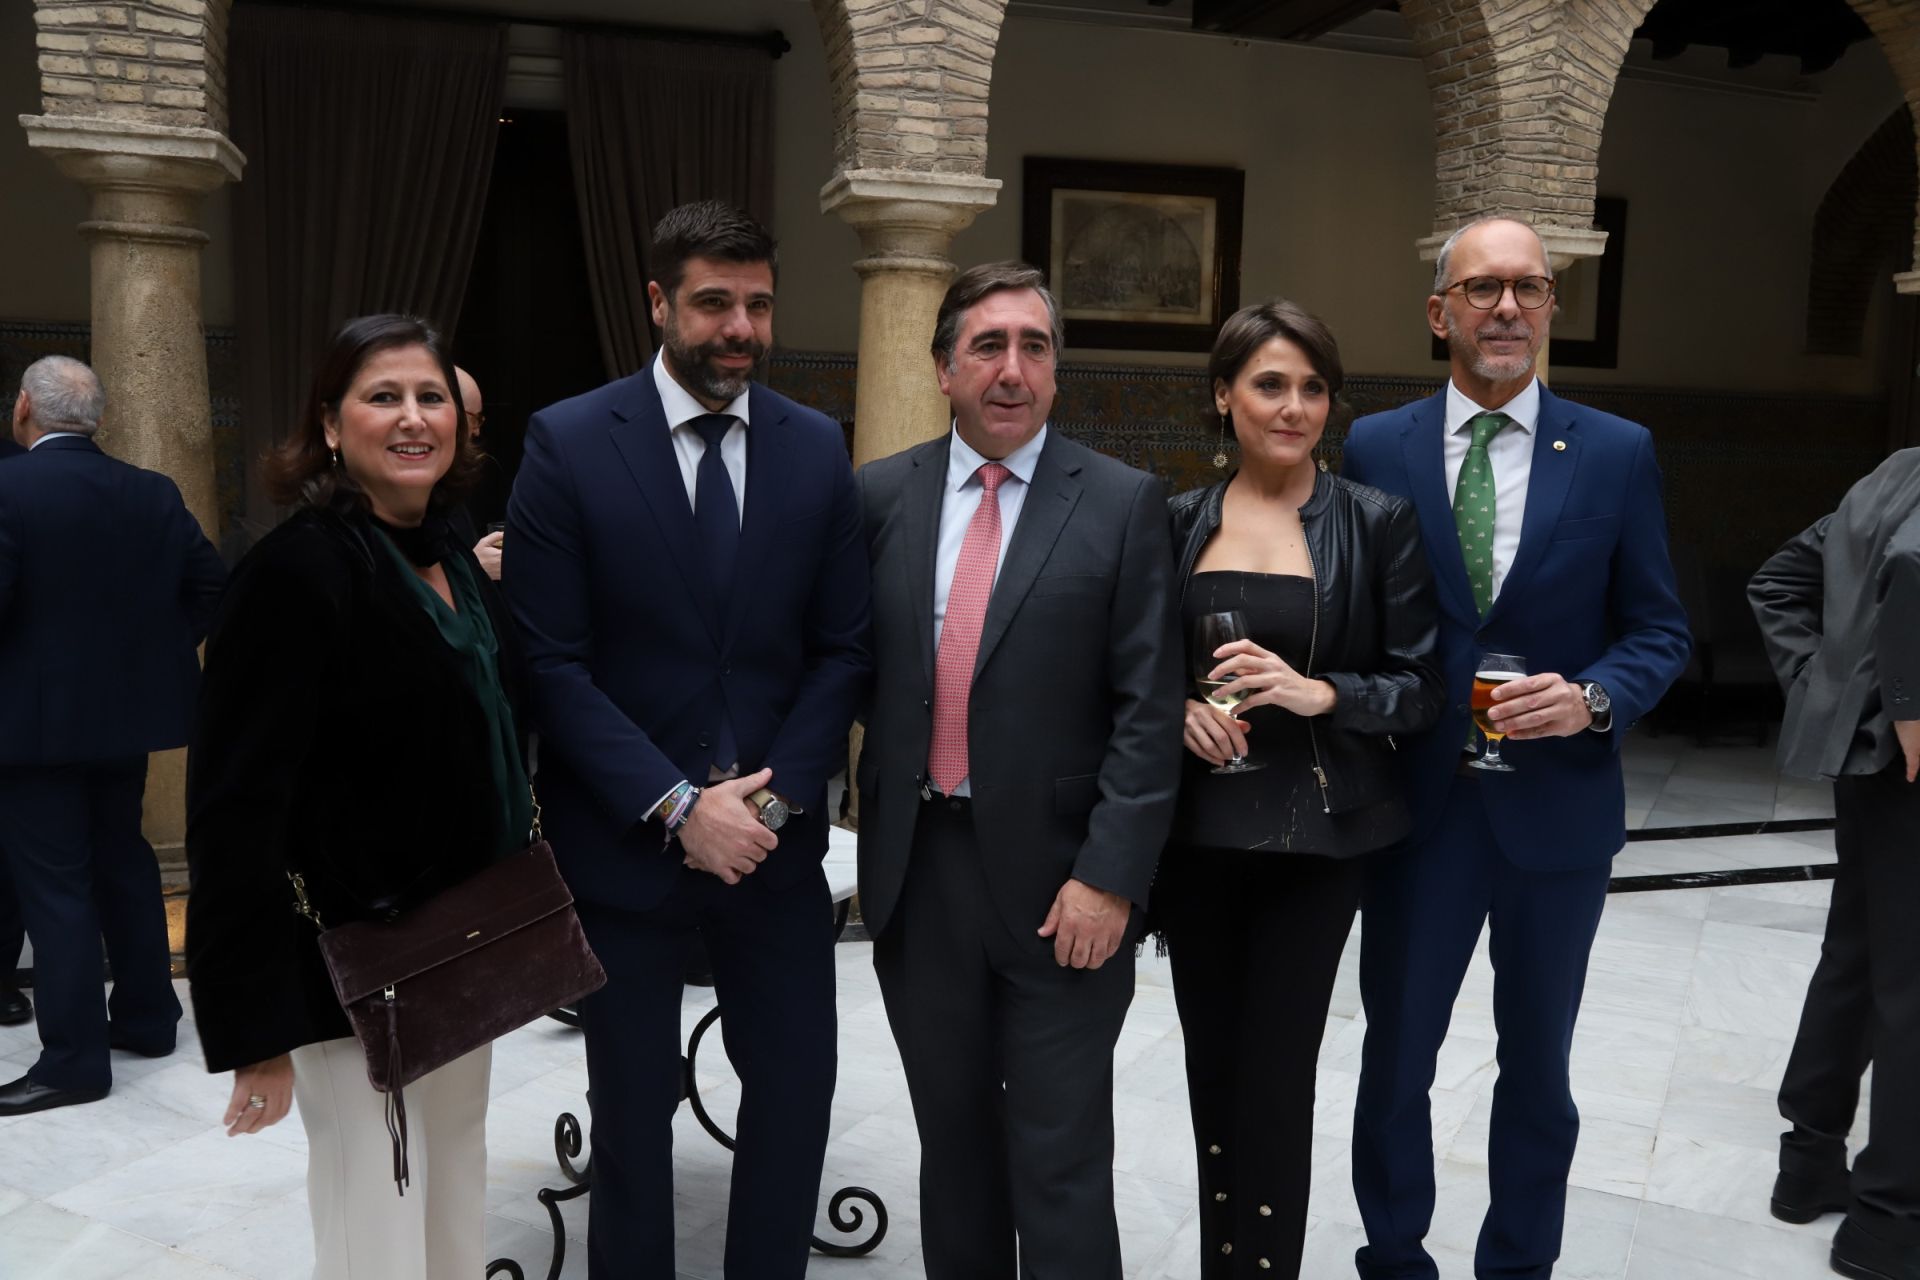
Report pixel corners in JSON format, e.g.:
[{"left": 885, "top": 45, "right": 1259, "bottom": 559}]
[
  {"left": 679, "top": 767, "right": 779, "bottom": 885},
  {"left": 1183, "top": 638, "right": 1337, "bottom": 766}
]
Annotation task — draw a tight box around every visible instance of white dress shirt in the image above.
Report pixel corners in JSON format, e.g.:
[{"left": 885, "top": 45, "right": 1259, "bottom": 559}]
[
  {"left": 933, "top": 424, "right": 1048, "bottom": 795},
  {"left": 28, "top": 431, "right": 86, "bottom": 450},
  {"left": 1442, "top": 378, "right": 1539, "bottom": 604},
  {"left": 653, "top": 355, "right": 748, "bottom": 524}
]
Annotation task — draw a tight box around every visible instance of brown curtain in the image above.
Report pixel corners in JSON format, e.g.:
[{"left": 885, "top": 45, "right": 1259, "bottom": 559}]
[
  {"left": 562, "top": 31, "right": 776, "bottom": 380},
  {"left": 230, "top": 5, "right": 506, "bottom": 533}
]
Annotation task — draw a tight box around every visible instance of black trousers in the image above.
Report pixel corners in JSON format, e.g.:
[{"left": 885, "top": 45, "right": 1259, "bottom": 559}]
[
  {"left": 575, "top": 865, "right": 838, "bottom": 1280},
  {"left": 0, "top": 759, "right": 181, "bottom": 1090},
  {"left": 1778, "top": 760, "right": 1920, "bottom": 1241},
  {"left": 0, "top": 849, "right": 23, "bottom": 980},
  {"left": 1158, "top": 845, "right": 1364, "bottom": 1279},
  {"left": 874, "top": 799, "right": 1136, "bottom": 1280}
]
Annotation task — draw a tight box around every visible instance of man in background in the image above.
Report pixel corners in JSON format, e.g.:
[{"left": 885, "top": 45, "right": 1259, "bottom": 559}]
[
  {"left": 0, "top": 429, "right": 23, "bottom": 1028},
  {"left": 1750, "top": 448, "right": 1920, "bottom": 1280},
  {"left": 0, "top": 355, "right": 226, "bottom": 1114}
]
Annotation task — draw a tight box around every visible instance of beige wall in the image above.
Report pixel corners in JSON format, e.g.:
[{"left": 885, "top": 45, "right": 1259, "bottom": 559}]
[{"left": 0, "top": 1, "right": 1904, "bottom": 394}]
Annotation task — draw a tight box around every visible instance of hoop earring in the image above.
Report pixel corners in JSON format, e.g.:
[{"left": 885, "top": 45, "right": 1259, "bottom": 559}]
[{"left": 1212, "top": 413, "right": 1230, "bottom": 470}]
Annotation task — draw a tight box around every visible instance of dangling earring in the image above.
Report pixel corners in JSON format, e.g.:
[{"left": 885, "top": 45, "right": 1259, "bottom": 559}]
[
  {"left": 1212, "top": 413, "right": 1230, "bottom": 470},
  {"left": 329, "top": 447, "right": 340, "bottom": 468}
]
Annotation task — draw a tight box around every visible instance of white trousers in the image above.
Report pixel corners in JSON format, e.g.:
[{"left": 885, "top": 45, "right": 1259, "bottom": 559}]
[{"left": 291, "top": 1036, "right": 491, "bottom": 1280}]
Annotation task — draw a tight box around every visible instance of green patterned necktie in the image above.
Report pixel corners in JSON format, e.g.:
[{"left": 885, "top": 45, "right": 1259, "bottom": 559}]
[{"left": 1453, "top": 411, "right": 1510, "bottom": 616}]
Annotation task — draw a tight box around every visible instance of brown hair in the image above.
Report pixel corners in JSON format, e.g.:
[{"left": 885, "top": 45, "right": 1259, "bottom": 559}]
[
  {"left": 650, "top": 200, "right": 778, "bottom": 300},
  {"left": 1209, "top": 299, "right": 1344, "bottom": 400},
  {"left": 262, "top": 314, "right": 478, "bottom": 513},
  {"left": 930, "top": 261, "right": 1065, "bottom": 366}
]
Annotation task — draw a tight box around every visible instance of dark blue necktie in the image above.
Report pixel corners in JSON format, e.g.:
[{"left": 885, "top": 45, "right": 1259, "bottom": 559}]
[
  {"left": 691, "top": 413, "right": 740, "bottom": 772},
  {"left": 692, "top": 414, "right": 739, "bottom": 598}
]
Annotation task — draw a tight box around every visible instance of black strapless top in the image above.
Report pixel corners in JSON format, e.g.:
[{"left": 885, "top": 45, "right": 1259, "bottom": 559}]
[{"left": 1172, "top": 571, "right": 1400, "bottom": 856}]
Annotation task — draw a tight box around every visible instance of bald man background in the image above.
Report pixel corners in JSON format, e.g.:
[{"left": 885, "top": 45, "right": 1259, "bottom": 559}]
[
  {"left": 451, "top": 366, "right": 504, "bottom": 581},
  {"left": 1341, "top": 217, "right": 1690, "bottom": 1280}
]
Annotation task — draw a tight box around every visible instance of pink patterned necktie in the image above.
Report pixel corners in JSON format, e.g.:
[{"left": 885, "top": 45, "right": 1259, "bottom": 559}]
[{"left": 928, "top": 462, "right": 1011, "bottom": 795}]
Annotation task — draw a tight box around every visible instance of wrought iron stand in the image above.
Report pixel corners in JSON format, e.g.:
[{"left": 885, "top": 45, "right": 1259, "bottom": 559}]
[{"left": 486, "top": 901, "right": 887, "bottom": 1278}]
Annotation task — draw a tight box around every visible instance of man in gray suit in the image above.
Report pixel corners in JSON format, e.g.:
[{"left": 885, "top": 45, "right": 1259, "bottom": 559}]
[
  {"left": 856, "top": 261, "right": 1184, "bottom": 1279},
  {"left": 1749, "top": 447, "right": 1920, "bottom": 1280}
]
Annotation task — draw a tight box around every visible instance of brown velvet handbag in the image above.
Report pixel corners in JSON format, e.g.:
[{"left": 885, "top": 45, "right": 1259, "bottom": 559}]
[{"left": 290, "top": 820, "right": 606, "bottom": 1194}]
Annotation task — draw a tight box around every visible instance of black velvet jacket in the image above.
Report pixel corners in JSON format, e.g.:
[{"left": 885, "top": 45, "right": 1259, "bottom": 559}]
[
  {"left": 185, "top": 506, "right": 530, "bottom": 1073},
  {"left": 1167, "top": 470, "right": 1446, "bottom": 841}
]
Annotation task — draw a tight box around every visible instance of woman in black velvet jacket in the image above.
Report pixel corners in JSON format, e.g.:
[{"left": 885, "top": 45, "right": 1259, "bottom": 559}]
[
  {"left": 186, "top": 315, "right": 529, "bottom": 1279},
  {"left": 1158, "top": 300, "right": 1445, "bottom": 1280}
]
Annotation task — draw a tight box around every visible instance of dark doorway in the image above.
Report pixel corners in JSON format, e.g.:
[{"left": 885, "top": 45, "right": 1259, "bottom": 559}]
[{"left": 454, "top": 109, "right": 607, "bottom": 527}]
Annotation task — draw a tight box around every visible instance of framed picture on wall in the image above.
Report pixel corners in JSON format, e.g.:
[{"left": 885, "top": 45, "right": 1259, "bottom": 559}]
[
  {"left": 1022, "top": 157, "right": 1245, "bottom": 352},
  {"left": 1430, "top": 196, "right": 1627, "bottom": 369}
]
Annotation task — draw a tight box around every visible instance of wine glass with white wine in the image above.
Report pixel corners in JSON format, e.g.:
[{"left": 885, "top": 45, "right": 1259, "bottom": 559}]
[
  {"left": 1469, "top": 652, "right": 1527, "bottom": 772},
  {"left": 1193, "top": 610, "right": 1266, "bottom": 775}
]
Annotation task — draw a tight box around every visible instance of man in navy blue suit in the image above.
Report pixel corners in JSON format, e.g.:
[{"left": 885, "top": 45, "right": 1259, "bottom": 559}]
[
  {"left": 0, "top": 431, "right": 26, "bottom": 1028},
  {"left": 1342, "top": 218, "right": 1690, "bottom": 1279},
  {"left": 0, "top": 356, "right": 226, "bottom": 1114},
  {"left": 505, "top": 202, "right": 872, "bottom": 1279}
]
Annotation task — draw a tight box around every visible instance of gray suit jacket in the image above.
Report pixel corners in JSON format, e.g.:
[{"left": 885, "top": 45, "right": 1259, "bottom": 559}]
[
  {"left": 1749, "top": 447, "right": 1920, "bottom": 781},
  {"left": 854, "top": 429, "right": 1185, "bottom": 943}
]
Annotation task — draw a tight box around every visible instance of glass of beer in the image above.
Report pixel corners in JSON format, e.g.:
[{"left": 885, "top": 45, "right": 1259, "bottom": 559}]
[
  {"left": 1469, "top": 652, "right": 1527, "bottom": 772},
  {"left": 1193, "top": 610, "right": 1266, "bottom": 775}
]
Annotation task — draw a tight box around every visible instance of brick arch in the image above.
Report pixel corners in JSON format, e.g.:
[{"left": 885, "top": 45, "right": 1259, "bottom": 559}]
[
  {"left": 1402, "top": 0, "right": 1658, "bottom": 236},
  {"left": 1807, "top": 109, "right": 1918, "bottom": 353},
  {"left": 1844, "top": 0, "right": 1920, "bottom": 281},
  {"left": 811, "top": 0, "right": 1009, "bottom": 176},
  {"left": 33, "top": 0, "right": 230, "bottom": 133}
]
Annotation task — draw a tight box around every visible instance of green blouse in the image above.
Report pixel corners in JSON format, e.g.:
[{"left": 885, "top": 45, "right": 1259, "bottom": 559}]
[{"left": 373, "top": 527, "right": 534, "bottom": 859}]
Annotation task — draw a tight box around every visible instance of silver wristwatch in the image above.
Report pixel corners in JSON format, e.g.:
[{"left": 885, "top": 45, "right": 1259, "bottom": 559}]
[{"left": 1579, "top": 681, "right": 1612, "bottom": 731}]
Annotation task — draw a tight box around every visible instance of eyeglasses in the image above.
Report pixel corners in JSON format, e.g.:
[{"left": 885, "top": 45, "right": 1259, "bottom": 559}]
[{"left": 1442, "top": 275, "right": 1555, "bottom": 311}]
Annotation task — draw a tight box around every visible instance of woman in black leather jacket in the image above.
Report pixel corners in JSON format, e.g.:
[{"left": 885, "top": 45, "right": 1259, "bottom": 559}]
[{"left": 1160, "top": 300, "right": 1443, "bottom": 1279}]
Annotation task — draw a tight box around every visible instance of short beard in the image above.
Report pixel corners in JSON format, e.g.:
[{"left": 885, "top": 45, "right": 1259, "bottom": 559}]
[
  {"left": 1445, "top": 309, "right": 1538, "bottom": 385},
  {"left": 661, "top": 309, "right": 766, "bottom": 404}
]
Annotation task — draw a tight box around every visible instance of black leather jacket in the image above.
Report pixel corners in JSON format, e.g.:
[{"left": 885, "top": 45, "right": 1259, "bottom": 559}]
[{"left": 1167, "top": 468, "right": 1445, "bottom": 833}]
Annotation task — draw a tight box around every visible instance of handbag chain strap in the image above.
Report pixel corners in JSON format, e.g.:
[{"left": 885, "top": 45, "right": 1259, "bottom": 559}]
[
  {"left": 288, "top": 871, "right": 326, "bottom": 931},
  {"left": 528, "top": 783, "right": 543, "bottom": 844}
]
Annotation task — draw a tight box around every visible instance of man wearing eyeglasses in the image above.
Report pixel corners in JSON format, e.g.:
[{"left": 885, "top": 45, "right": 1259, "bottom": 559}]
[{"left": 1341, "top": 217, "right": 1690, "bottom": 1280}]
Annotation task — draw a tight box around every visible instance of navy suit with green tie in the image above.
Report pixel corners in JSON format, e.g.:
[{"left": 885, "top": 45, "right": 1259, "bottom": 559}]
[{"left": 1341, "top": 383, "right": 1690, "bottom": 1279}]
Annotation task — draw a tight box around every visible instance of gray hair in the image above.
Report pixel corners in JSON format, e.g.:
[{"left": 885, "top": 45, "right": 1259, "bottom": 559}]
[
  {"left": 1431, "top": 216, "right": 1554, "bottom": 295},
  {"left": 931, "top": 261, "right": 1066, "bottom": 366},
  {"left": 19, "top": 355, "right": 106, "bottom": 437}
]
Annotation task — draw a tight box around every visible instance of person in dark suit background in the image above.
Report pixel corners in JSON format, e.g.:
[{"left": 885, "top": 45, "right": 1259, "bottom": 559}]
[
  {"left": 1341, "top": 217, "right": 1690, "bottom": 1279},
  {"left": 0, "top": 355, "right": 226, "bottom": 1114},
  {"left": 505, "top": 202, "right": 871, "bottom": 1279},
  {"left": 856, "top": 261, "right": 1185, "bottom": 1279},
  {"left": 0, "top": 430, "right": 25, "bottom": 1028},
  {"left": 1749, "top": 450, "right": 1920, "bottom": 1280}
]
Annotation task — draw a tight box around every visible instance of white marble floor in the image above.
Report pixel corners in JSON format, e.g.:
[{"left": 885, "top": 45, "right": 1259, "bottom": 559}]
[
  {"left": 1622, "top": 730, "right": 1834, "bottom": 836},
  {"left": 0, "top": 854, "right": 1859, "bottom": 1280}
]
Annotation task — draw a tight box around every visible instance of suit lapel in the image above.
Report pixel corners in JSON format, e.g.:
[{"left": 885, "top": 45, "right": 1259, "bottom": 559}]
[
  {"left": 723, "top": 387, "right": 796, "bottom": 650},
  {"left": 607, "top": 374, "right": 724, "bottom": 645},
  {"left": 1487, "top": 387, "right": 1579, "bottom": 625},
  {"left": 901, "top": 437, "right": 950, "bottom": 689},
  {"left": 974, "top": 433, "right": 1082, "bottom": 679},
  {"left": 1400, "top": 396, "right": 1479, "bottom": 627}
]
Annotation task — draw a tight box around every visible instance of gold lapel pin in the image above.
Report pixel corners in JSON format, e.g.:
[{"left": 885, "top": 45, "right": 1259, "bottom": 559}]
[{"left": 1552, "top": 439, "right": 1567, "bottom": 451}]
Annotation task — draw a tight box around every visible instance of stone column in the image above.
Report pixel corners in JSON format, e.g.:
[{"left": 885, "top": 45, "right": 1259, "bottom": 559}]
[
  {"left": 20, "top": 114, "right": 243, "bottom": 861},
  {"left": 822, "top": 170, "right": 1001, "bottom": 466},
  {"left": 1418, "top": 225, "right": 1608, "bottom": 384}
]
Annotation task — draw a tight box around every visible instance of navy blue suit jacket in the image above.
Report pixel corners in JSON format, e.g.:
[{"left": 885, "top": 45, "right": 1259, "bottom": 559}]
[
  {"left": 505, "top": 370, "right": 872, "bottom": 912},
  {"left": 1342, "top": 386, "right": 1690, "bottom": 870},
  {"left": 0, "top": 436, "right": 226, "bottom": 766}
]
